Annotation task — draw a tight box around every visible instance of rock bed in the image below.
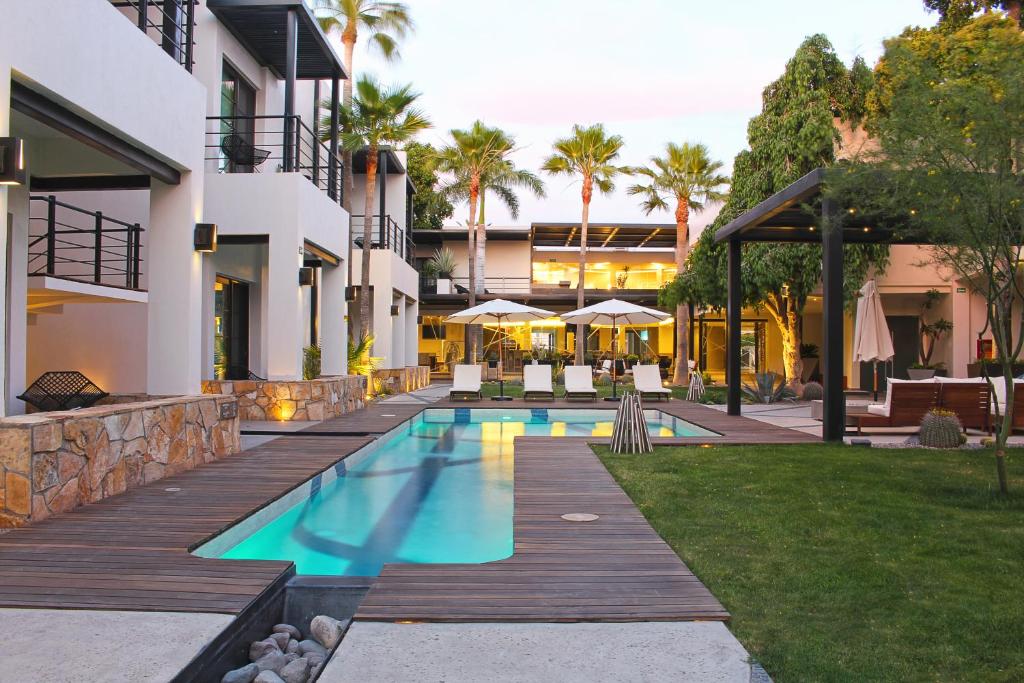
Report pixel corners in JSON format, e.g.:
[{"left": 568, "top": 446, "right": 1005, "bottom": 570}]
[{"left": 221, "top": 615, "right": 349, "bottom": 683}]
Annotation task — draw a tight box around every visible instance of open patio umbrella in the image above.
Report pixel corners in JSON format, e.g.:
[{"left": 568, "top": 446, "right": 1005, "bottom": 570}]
[
  {"left": 852, "top": 280, "right": 894, "bottom": 401},
  {"left": 445, "top": 299, "right": 555, "bottom": 401},
  {"left": 560, "top": 299, "right": 670, "bottom": 400}
]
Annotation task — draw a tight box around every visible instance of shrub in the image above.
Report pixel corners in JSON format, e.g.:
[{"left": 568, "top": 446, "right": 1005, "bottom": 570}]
[
  {"left": 801, "top": 381, "right": 823, "bottom": 401},
  {"left": 701, "top": 370, "right": 715, "bottom": 386},
  {"left": 303, "top": 345, "right": 321, "bottom": 380},
  {"left": 919, "top": 409, "right": 966, "bottom": 449},
  {"left": 596, "top": 373, "right": 612, "bottom": 386}
]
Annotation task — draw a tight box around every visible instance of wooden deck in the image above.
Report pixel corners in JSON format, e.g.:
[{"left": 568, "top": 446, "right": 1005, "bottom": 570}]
[
  {"left": 356, "top": 437, "right": 730, "bottom": 622},
  {"left": 0, "top": 435, "right": 370, "bottom": 613},
  {"left": 0, "top": 393, "right": 808, "bottom": 619}
]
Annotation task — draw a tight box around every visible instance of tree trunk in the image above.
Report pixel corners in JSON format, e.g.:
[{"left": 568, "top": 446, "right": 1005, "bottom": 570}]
[
  {"left": 476, "top": 191, "right": 486, "bottom": 297},
  {"left": 671, "top": 196, "right": 691, "bottom": 385},
  {"left": 1005, "top": 0, "right": 1021, "bottom": 25},
  {"left": 341, "top": 38, "right": 355, "bottom": 215},
  {"left": 358, "top": 146, "right": 377, "bottom": 344},
  {"left": 465, "top": 179, "right": 480, "bottom": 363},
  {"left": 764, "top": 295, "right": 804, "bottom": 388},
  {"left": 576, "top": 178, "right": 592, "bottom": 366}
]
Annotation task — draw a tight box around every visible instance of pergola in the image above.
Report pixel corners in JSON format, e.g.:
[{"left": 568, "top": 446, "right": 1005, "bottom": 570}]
[{"left": 713, "top": 168, "right": 919, "bottom": 441}]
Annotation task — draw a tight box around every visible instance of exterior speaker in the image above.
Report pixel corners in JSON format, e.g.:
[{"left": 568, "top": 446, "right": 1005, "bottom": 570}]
[{"left": 193, "top": 223, "right": 217, "bottom": 252}]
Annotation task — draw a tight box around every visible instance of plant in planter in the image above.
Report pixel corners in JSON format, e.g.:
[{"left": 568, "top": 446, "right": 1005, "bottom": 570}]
[
  {"left": 911, "top": 289, "right": 953, "bottom": 379},
  {"left": 303, "top": 345, "right": 322, "bottom": 381},
  {"left": 625, "top": 353, "right": 640, "bottom": 367},
  {"left": 614, "top": 266, "right": 631, "bottom": 289},
  {"left": 424, "top": 248, "right": 456, "bottom": 294},
  {"left": 522, "top": 351, "right": 534, "bottom": 363}
]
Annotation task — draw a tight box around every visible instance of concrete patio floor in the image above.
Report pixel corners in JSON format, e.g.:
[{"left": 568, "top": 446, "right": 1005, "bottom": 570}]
[
  {"left": 318, "top": 621, "right": 757, "bottom": 683},
  {"left": 0, "top": 609, "right": 233, "bottom": 682}
]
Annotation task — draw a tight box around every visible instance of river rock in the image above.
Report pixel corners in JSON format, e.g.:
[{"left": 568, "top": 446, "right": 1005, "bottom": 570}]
[
  {"left": 279, "top": 657, "right": 310, "bottom": 683},
  {"left": 249, "top": 638, "right": 281, "bottom": 662},
  {"left": 269, "top": 632, "right": 290, "bottom": 651},
  {"left": 254, "top": 652, "right": 289, "bottom": 673},
  {"left": 254, "top": 672, "right": 285, "bottom": 683},
  {"left": 285, "top": 638, "right": 300, "bottom": 655},
  {"left": 304, "top": 653, "right": 324, "bottom": 668},
  {"left": 272, "top": 624, "right": 302, "bottom": 641},
  {"left": 221, "top": 663, "right": 260, "bottom": 683},
  {"left": 310, "top": 615, "right": 347, "bottom": 650},
  {"left": 297, "top": 639, "right": 327, "bottom": 658}
]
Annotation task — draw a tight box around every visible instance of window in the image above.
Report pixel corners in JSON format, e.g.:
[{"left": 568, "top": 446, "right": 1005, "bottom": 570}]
[{"left": 220, "top": 62, "right": 257, "bottom": 172}]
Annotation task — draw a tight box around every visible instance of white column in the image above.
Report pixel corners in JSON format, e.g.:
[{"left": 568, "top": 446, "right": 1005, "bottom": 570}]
[
  {"left": 5, "top": 183, "right": 29, "bottom": 414},
  {"left": 320, "top": 261, "right": 347, "bottom": 375},
  {"left": 392, "top": 294, "right": 405, "bottom": 370},
  {"left": 951, "top": 281, "right": 971, "bottom": 377},
  {"left": 372, "top": 286, "right": 393, "bottom": 367},
  {"left": 147, "top": 175, "right": 204, "bottom": 395},
  {"left": 0, "top": 69, "right": 9, "bottom": 415},
  {"left": 265, "top": 231, "right": 304, "bottom": 380},
  {"left": 405, "top": 298, "right": 418, "bottom": 367}
]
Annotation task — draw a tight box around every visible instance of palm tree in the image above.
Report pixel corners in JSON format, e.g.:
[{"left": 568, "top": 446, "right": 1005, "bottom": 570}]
[
  {"left": 434, "top": 122, "right": 531, "bottom": 360},
  {"left": 541, "top": 124, "right": 628, "bottom": 365},
  {"left": 315, "top": 0, "right": 413, "bottom": 213},
  {"left": 628, "top": 142, "right": 729, "bottom": 385},
  {"left": 339, "top": 76, "right": 431, "bottom": 339}
]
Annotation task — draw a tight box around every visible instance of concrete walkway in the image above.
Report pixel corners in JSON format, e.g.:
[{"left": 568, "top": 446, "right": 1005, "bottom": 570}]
[
  {"left": 319, "top": 622, "right": 756, "bottom": 683},
  {"left": 0, "top": 609, "right": 232, "bottom": 682}
]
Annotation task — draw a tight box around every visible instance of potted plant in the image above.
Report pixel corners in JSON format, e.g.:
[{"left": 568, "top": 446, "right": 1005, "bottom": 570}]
[
  {"left": 522, "top": 351, "right": 534, "bottom": 364},
  {"left": 614, "top": 266, "right": 631, "bottom": 289},
  {"left": 911, "top": 289, "right": 953, "bottom": 379},
  {"left": 425, "top": 248, "right": 456, "bottom": 294}
]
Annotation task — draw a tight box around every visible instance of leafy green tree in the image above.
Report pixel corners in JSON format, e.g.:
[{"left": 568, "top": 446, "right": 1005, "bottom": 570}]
[
  {"left": 542, "top": 124, "right": 629, "bottom": 365},
  {"left": 339, "top": 76, "right": 431, "bottom": 339},
  {"left": 662, "top": 36, "right": 888, "bottom": 388},
  {"left": 835, "top": 14, "right": 1024, "bottom": 493},
  {"left": 628, "top": 143, "right": 729, "bottom": 385},
  {"left": 315, "top": 0, "right": 414, "bottom": 213},
  {"left": 404, "top": 142, "right": 453, "bottom": 229},
  {"left": 923, "top": 0, "right": 1021, "bottom": 28}
]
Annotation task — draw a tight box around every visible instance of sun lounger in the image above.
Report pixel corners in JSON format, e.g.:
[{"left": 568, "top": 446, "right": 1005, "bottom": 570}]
[
  {"left": 936, "top": 377, "right": 991, "bottom": 433},
  {"left": 564, "top": 366, "right": 598, "bottom": 401},
  {"left": 449, "top": 364, "right": 482, "bottom": 401},
  {"left": 523, "top": 365, "right": 555, "bottom": 401},
  {"left": 986, "top": 377, "right": 1024, "bottom": 431},
  {"left": 856, "top": 379, "right": 940, "bottom": 433},
  {"left": 633, "top": 365, "right": 671, "bottom": 401}
]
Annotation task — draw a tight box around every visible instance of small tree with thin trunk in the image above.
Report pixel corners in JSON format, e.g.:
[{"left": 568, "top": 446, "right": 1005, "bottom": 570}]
[
  {"left": 315, "top": 0, "right": 413, "bottom": 214},
  {"left": 628, "top": 143, "right": 729, "bottom": 385},
  {"left": 542, "top": 124, "right": 629, "bottom": 365},
  {"left": 339, "top": 76, "right": 430, "bottom": 341}
]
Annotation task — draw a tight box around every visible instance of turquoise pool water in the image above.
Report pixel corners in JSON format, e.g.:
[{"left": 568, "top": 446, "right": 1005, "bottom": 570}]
[{"left": 194, "top": 408, "right": 716, "bottom": 576}]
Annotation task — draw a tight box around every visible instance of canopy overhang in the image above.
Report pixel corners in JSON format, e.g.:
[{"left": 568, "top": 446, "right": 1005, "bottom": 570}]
[
  {"left": 532, "top": 222, "right": 677, "bottom": 249},
  {"left": 207, "top": 0, "right": 348, "bottom": 79}
]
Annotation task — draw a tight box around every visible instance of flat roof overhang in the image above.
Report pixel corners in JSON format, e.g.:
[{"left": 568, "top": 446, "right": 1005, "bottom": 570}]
[
  {"left": 532, "top": 222, "right": 678, "bottom": 249},
  {"left": 420, "top": 290, "right": 662, "bottom": 310},
  {"left": 207, "top": 0, "right": 348, "bottom": 79},
  {"left": 413, "top": 228, "right": 531, "bottom": 244},
  {"left": 352, "top": 148, "right": 406, "bottom": 174}
]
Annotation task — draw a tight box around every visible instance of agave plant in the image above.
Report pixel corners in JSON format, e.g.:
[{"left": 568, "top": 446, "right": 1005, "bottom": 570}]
[
  {"left": 741, "top": 372, "right": 796, "bottom": 404},
  {"left": 423, "top": 247, "right": 456, "bottom": 278}
]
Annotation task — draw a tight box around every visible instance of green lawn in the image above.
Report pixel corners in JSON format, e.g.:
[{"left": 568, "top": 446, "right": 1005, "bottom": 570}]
[{"left": 596, "top": 444, "right": 1024, "bottom": 682}]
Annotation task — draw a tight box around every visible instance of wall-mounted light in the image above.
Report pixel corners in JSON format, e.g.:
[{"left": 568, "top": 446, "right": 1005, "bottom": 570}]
[
  {"left": 345, "top": 286, "right": 356, "bottom": 301},
  {"left": 416, "top": 315, "right": 423, "bottom": 324},
  {"left": 194, "top": 223, "right": 217, "bottom": 252},
  {"left": 390, "top": 304, "right": 400, "bottom": 317},
  {"left": 299, "top": 267, "right": 315, "bottom": 286},
  {"left": 0, "top": 137, "right": 27, "bottom": 186}
]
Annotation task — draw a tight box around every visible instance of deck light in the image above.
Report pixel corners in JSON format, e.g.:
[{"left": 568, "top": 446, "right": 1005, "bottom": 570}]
[
  {"left": 0, "top": 137, "right": 26, "bottom": 186},
  {"left": 193, "top": 223, "right": 218, "bottom": 252},
  {"left": 299, "top": 267, "right": 315, "bottom": 286}
]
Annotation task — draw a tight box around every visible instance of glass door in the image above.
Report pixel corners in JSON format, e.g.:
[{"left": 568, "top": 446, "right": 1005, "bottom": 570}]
[
  {"left": 214, "top": 276, "right": 250, "bottom": 380},
  {"left": 220, "top": 62, "right": 257, "bottom": 172}
]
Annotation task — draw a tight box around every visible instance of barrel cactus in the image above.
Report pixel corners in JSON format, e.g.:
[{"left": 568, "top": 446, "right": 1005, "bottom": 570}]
[
  {"left": 801, "top": 381, "right": 823, "bottom": 401},
  {"left": 919, "top": 409, "right": 966, "bottom": 448}
]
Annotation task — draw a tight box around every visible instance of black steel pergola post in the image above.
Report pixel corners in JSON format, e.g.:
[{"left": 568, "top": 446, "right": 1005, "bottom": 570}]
[
  {"left": 821, "top": 196, "right": 845, "bottom": 441},
  {"left": 328, "top": 74, "right": 340, "bottom": 202},
  {"left": 726, "top": 238, "right": 742, "bottom": 416},
  {"left": 282, "top": 7, "right": 298, "bottom": 172}
]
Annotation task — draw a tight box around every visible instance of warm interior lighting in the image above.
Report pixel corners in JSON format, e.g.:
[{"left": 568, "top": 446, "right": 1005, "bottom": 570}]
[{"left": 194, "top": 223, "right": 218, "bottom": 252}]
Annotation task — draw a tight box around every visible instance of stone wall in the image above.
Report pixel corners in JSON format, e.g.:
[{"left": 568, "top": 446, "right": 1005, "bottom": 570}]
[
  {"left": 202, "top": 375, "right": 367, "bottom": 422},
  {"left": 0, "top": 395, "right": 240, "bottom": 528},
  {"left": 372, "top": 366, "right": 431, "bottom": 395}
]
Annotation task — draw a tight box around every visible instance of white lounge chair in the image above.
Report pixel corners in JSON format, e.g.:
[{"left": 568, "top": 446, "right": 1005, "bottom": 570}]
[
  {"left": 633, "top": 365, "right": 671, "bottom": 401},
  {"left": 564, "top": 366, "right": 598, "bottom": 401},
  {"left": 449, "top": 364, "right": 482, "bottom": 401},
  {"left": 523, "top": 365, "right": 554, "bottom": 401},
  {"left": 595, "top": 359, "right": 612, "bottom": 377}
]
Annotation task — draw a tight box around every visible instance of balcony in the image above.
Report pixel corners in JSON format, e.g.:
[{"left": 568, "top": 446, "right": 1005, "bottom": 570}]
[
  {"left": 205, "top": 115, "right": 343, "bottom": 205},
  {"left": 28, "top": 195, "right": 144, "bottom": 291},
  {"left": 351, "top": 214, "right": 415, "bottom": 266},
  {"left": 109, "top": 0, "right": 195, "bottom": 73}
]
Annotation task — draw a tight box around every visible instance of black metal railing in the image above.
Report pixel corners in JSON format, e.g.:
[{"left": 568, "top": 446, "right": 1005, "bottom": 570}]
[
  {"left": 351, "top": 214, "right": 415, "bottom": 265},
  {"left": 110, "top": 0, "right": 195, "bottom": 72},
  {"left": 205, "top": 115, "right": 344, "bottom": 205},
  {"left": 28, "top": 196, "right": 144, "bottom": 290}
]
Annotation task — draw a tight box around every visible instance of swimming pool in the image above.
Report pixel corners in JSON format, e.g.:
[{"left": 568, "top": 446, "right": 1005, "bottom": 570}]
[{"left": 193, "top": 408, "right": 717, "bottom": 576}]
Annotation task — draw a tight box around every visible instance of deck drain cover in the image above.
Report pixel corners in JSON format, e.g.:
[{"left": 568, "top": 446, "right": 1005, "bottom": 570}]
[
  {"left": 561, "top": 513, "right": 599, "bottom": 522},
  {"left": 164, "top": 487, "right": 181, "bottom": 493}
]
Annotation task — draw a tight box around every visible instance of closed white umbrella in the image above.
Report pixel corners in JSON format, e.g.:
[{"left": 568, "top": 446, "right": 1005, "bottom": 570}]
[
  {"left": 852, "top": 280, "right": 894, "bottom": 400},
  {"left": 560, "top": 299, "right": 670, "bottom": 400},
  {"left": 445, "top": 299, "right": 555, "bottom": 401}
]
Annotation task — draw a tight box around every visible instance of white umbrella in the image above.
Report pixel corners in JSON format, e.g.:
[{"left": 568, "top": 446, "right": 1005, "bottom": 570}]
[
  {"left": 560, "top": 299, "right": 670, "bottom": 400},
  {"left": 445, "top": 299, "right": 555, "bottom": 400},
  {"left": 852, "top": 280, "right": 894, "bottom": 400}
]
